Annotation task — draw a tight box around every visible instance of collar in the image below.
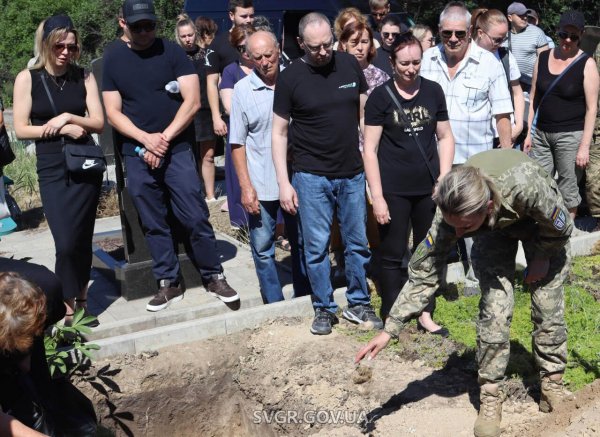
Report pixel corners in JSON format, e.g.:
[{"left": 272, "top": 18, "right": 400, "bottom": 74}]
[
  {"left": 302, "top": 51, "right": 338, "bottom": 73},
  {"left": 249, "top": 70, "right": 275, "bottom": 90},
  {"left": 432, "top": 42, "right": 485, "bottom": 66}
]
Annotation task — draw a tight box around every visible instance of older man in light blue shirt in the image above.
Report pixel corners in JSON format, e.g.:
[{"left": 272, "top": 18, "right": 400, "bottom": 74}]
[{"left": 229, "top": 30, "right": 310, "bottom": 303}]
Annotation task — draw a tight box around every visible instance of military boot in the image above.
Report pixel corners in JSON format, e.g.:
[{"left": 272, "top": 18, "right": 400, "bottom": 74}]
[
  {"left": 474, "top": 383, "right": 505, "bottom": 437},
  {"left": 540, "top": 375, "right": 575, "bottom": 413}
]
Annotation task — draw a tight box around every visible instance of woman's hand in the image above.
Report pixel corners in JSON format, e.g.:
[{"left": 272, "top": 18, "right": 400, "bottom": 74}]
[
  {"left": 213, "top": 117, "right": 227, "bottom": 137},
  {"left": 576, "top": 145, "right": 590, "bottom": 168},
  {"left": 45, "top": 113, "right": 71, "bottom": 134},
  {"left": 60, "top": 124, "right": 87, "bottom": 139},
  {"left": 523, "top": 134, "right": 532, "bottom": 155},
  {"left": 355, "top": 331, "right": 392, "bottom": 363},
  {"left": 372, "top": 196, "right": 390, "bottom": 225}
]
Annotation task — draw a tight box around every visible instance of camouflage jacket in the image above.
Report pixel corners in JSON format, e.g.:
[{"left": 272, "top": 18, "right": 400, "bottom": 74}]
[{"left": 385, "top": 149, "right": 573, "bottom": 338}]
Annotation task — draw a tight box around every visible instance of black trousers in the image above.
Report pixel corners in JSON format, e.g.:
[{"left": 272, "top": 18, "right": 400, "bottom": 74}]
[
  {"left": 37, "top": 152, "right": 102, "bottom": 300},
  {"left": 377, "top": 193, "right": 436, "bottom": 319}
]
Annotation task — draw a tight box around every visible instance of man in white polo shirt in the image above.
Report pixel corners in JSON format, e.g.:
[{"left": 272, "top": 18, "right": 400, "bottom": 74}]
[{"left": 421, "top": 1, "right": 513, "bottom": 295}]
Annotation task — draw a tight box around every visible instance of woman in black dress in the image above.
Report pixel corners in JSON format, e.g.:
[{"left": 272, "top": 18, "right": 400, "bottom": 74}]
[{"left": 13, "top": 15, "right": 104, "bottom": 323}]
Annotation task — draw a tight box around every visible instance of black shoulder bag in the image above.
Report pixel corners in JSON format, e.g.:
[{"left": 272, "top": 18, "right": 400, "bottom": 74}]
[
  {"left": 0, "top": 123, "right": 15, "bottom": 167},
  {"left": 384, "top": 84, "right": 437, "bottom": 184},
  {"left": 40, "top": 73, "right": 106, "bottom": 177}
]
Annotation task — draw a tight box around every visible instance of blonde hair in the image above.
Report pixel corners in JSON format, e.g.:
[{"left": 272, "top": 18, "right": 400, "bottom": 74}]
[
  {"left": 433, "top": 166, "right": 502, "bottom": 227},
  {"left": 333, "top": 7, "right": 368, "bottom": 40},
  {"left": 175, "top": 13, "right": 199, "bottom": 49},
  {"left": 31, "top": 27, "right": 81, "bottom": 72},
  {"left": 471, "top": 8, "right": 508, "bottom": 39},
  {"left": 0, "top": 272, "right": 47, "bottom": 354},
  {"left": 411, "top": 24, "right": 432, "bottom": 42}
]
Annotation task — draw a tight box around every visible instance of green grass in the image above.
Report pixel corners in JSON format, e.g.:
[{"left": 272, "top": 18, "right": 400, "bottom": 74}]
[
  {"left": 3, "top": 140, "right": 40, "bottom": 209},
  {"left": 347, "top": 256, "right": 600, "bottom": 391}
]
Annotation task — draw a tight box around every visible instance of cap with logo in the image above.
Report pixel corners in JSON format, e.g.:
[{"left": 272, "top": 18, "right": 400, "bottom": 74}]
[
  {"left": 558, "top": 10, "right": 585, "bottom": 32},
  {"left": 507, "top": 2, "right": 528, "bottom": 16},
  {"left": 123, "top": 0, "right": 157, "bottom": 24}
]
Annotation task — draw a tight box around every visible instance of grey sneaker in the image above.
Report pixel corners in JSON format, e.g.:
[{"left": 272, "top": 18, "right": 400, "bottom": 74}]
[
  {"left": 310, "top": 308, "right": 339, "bottom": 335},
  {"left": 342, "top": 304, "right": 384, "bottom": 330},
  {"left": 206, "top": 273, "right": 240, "bottom": 303},
  {"left": 146, "top": 280, "right": 183, "bottom": 312}
]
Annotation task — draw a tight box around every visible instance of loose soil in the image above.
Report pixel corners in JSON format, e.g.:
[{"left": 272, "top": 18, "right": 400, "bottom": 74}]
[{"left": 79, "top": 318, "right": 600, "bottom": 437}]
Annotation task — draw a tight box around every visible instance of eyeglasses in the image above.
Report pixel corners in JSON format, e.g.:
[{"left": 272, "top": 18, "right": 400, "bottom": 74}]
[
  {"left": 54, "top": 43, "right": 79, "bottom": 53},
  {"left": 557, "top": 30, "right": 580, "bottom": 41},
  {"left": 128, "top": 21, "right": 157, "bottom": 33},
  {"left": 382, "top": 32, "right": 400, "bottom": 39},
  {"left": 440, "top": 29, "right": 468, "bottom": 40},
  {"left": 302, "top": 39, "right": 334, "bottom": 53},
  {"left": 237, "top": 44, "right": 246, "bottom": 53},
  {"left": 482, "top": 30, "right": 508, "bottom": 46}
]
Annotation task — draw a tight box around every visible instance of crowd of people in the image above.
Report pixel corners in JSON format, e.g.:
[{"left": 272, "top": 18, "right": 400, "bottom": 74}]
[{"left": 1, "top": 0, "right": 599, "bottom": 435}]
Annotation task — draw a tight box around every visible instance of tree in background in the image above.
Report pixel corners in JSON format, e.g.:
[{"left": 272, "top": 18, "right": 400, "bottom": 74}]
[{"left": 0, "top": 0, "right": 184, "bottom": 105}]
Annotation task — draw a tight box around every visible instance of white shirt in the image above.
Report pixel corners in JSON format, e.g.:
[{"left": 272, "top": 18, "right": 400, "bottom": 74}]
[
  {"left": 421, "top": 42, "right": 513, "bottom": 164},
  {"left": 229, "top": 71, "right": 279, "bottom": 201}
]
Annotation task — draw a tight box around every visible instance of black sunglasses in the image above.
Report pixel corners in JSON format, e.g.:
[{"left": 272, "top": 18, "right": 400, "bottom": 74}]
[
  {"left": 482, "top": 30, "right": 508, "bottom": 46},
  {"left": 54, "top": 43, "right": 79, "bottom": 53},
  {"left": 382, "top": 32, "right": 400, "bottom": 39},
  {"left": 440, "top": 29, "right": 468, "bottom": 39},
  {"left": 128, "top": 21, "right": 157, "bottom": 34},
  {"left": 557, "top": 30, "right": 580, "bottom": 41}
]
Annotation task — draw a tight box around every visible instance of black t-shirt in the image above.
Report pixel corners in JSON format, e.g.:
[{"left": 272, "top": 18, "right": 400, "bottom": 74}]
[
  {"left": 365, "top": 78, "right": 448, "bottom": 195},
  {"left": 102, "top": 38, "right": 196, "bottom": 156},
  {"left": 273, "top": 52, "right": 368, "bottom": 178},
  {"left": 205, "top": 31, "right": 240, "bottom": 75},
  {"left": 371, "top": 46, "right": 393, "bottom": 77}
]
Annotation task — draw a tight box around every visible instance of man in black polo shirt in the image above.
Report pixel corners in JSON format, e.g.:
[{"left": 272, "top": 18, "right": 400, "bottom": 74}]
[
  {"left": 102, "top": 0, "right": 239, "bottom": 311},
  {"left": 272, "top": 12, "right": 383, "bottom": 335},
  {"left": 205, "top": 0, "right": 254, "bottom": 136}
]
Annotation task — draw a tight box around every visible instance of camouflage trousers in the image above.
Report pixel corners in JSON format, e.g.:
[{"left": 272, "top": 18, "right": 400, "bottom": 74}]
[
  {"left": 586, "top": 143, "right": 600, "bottom": 217},
  {"left": 472, "top": 226, "right": 570, "bottom": 385}
]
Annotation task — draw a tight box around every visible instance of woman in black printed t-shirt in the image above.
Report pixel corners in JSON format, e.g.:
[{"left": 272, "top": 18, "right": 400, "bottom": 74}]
[{"left": 363, "top": 32, "right": 455, "bottom": 334}]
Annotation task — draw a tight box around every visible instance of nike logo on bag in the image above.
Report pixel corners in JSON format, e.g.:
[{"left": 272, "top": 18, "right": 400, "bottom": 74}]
[{"left": 82, "top": 160, "right": 97, "bottom": 169}]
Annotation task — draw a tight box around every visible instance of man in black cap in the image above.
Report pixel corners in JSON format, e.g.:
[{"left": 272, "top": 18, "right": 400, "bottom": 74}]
[
  {"left": 525, "top": 8, "right": 555, "bottom": 48},
  {"left": 102, "top": 0, "right": 240, "bottom": 311}
]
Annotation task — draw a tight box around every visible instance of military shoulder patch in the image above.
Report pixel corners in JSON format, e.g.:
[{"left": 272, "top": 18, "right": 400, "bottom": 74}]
[
  {"left": 425, "top": 232, "right": 434, "bottom": 248},
  {"left": 550, "top": 206, "right": 567, "bottom": 230}
]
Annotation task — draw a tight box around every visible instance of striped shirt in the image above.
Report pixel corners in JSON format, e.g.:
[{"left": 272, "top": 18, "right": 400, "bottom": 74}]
[
  {"left": 421, "top": 43, "right": 513, "bottom": 164},
  {"left": 509, "top": 24, "right": 548, "bottom": 85},
  {"left": 229, "top": 71, "right": 279, "bottom": 201}
]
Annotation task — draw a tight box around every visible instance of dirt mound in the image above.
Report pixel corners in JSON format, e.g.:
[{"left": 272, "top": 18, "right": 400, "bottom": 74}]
[{"left": 82, "top": 317, "right": 600, "bottom": 436}]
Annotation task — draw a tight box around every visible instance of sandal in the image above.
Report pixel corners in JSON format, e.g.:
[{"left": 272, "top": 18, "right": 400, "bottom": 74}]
[{"left": 275, "top": 236, "right": 291, "bottom": 251}]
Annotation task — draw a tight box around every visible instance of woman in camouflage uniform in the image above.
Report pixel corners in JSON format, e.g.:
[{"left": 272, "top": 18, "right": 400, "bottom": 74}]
[{"left": 356, "top": 149, "right": 574, "bottom": 437}]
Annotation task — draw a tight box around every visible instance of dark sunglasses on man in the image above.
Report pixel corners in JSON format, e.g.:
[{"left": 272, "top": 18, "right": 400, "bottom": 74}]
[
  {"left": 440, "top": 30, "right": 468, "bottom": 39},
  {"left": 128, "top": 21, "right": 157, "bottom": 33}
]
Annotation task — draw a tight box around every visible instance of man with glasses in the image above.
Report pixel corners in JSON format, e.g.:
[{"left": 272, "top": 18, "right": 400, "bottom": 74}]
[
  {"left": 102, "top": 0, "right": 240, "bottom": 311},
  {"left": 369, "top": 0, "right": 390, "bottom": 32},
  {"left": 272, "top": 12, "right": 383, "bottom": 335},
  {"left": 421, "top": 1, "right": 512, "bottom": 297},
  {"left": 372, "top": 14, "right": 408, "bottom": 77},
  {"left": 507, "top": 2, "right": 548, "bottom": 96}
]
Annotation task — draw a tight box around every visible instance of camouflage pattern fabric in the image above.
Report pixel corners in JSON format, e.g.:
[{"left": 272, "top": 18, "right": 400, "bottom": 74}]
[
  {"left": 385, "top": 149, "right": 572, "bottom": 384},
  {"left": 585, "top": 45, "right": 600, "bottom": 217}
]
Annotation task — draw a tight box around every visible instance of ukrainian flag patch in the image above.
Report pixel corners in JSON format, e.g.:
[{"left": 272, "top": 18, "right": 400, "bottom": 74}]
[{"left": 425, "top": 232, "right": 434, "bottom": 248}]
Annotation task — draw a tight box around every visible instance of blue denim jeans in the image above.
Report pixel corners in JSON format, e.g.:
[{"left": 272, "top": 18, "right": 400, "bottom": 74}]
[
  {"left": 292, "top": 171, "right": 371, "bottom": 312},
  {"left": 249, "top": 200, "right": 311, "bottom": 303}
]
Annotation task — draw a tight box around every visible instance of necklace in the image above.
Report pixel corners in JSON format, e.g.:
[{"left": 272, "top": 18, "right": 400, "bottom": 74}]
[{"left": 48, "top": 73, "right": 67, "bottom": 91}]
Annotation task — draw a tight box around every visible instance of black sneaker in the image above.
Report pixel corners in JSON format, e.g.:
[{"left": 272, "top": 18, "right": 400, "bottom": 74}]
[
  {"left": 146, "top": 280, "right": 184, "bottom": 312},
  {"left": 310, "top": 308, "right": 339, "bottom": 335},
  {"left": 206, "top": 273, "right": 240, "bottom": 303},
  {"left": 342, "top": 304, "right": 384, "bottom": 329}
]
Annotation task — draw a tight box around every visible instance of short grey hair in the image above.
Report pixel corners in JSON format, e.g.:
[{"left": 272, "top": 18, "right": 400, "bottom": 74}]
[
  {"left": 439, "top": 1, "right": 471, "bottom": 27},
  {"left": 246, "top": 30, "right": 279, "bottom": 52},
  {"left": 298, "top": 12, "right": 331, "bottom": 40}
]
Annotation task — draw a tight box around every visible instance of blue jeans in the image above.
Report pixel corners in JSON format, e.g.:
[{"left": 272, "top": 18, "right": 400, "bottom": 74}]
[
  {"left": 249, "top": 200, "right": 312, "bottom": 303},
  {"left": 293, "top": 171, "right": 371, "bottom": 312}
]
